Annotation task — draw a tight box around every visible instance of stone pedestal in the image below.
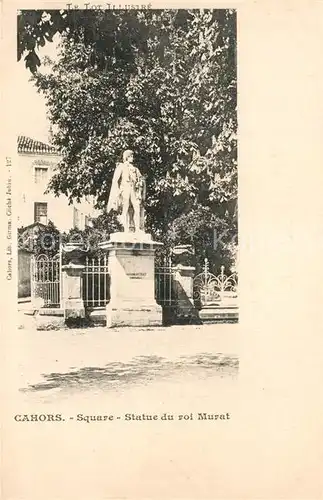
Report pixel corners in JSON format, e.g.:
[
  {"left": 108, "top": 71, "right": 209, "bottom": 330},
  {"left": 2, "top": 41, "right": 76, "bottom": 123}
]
[
  {"left": 99, "top": 232, "right": 163, "bottom": 328},
  {"left": 62, "top": 263, "right": 85, "bottom": 319}
]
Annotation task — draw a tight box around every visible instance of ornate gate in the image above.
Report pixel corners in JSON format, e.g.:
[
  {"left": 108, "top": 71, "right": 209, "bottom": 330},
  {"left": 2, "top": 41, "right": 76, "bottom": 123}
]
[
  {"left": 30, "top": 253, "right": 62, "bottom": 307},
  {"left": 193, "top": 259, "right": 238, "bottom": 308}
]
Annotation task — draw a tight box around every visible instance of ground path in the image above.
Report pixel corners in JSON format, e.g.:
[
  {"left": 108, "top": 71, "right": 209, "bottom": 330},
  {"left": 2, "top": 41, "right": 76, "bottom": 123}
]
[{"left": 6, "top": 322, "right": 240, "bottom": 499}]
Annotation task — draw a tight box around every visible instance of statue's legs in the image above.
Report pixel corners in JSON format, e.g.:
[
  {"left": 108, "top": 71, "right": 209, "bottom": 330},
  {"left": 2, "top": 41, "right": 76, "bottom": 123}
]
[
  {"left": 139, "top": 204, "right": 145, "bottom": 231},
  {"left": 122, "top": 195, "right": 130, "bottom": 232},
  {"left": 131, "top": 197, "right": 141, "bottom": 232},
  {"left": 134, "top": 203, "right": 141, "bottom": 232}
]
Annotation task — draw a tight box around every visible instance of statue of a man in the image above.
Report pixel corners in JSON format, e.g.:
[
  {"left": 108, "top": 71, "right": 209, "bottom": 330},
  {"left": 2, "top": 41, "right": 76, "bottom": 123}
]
[{"left": 107, "top": 150, "right": 146, "bottom": 233}]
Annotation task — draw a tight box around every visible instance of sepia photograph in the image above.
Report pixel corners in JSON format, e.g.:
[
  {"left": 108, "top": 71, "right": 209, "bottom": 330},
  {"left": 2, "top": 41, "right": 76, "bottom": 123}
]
[
  {"left": 3, "top": 1, "right": 323, "bottom": 498},
  {"left": 16, "top": 8, "right": 238, "bottom": 403}
]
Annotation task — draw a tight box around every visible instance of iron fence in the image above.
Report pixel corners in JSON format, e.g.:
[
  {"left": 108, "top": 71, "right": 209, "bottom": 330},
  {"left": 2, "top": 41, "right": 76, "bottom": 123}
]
[
  {"left": 154, "top": 256, "right": 177, "bottom": 306},
  {"left": 30, "top": 248, "right": 237, "bottom": 315},
  {"left": 83, "top": 255, "right": 110, "bottom": 308},
  {"left": 30, "top": 253, "right": 62, "bottom": 307}
]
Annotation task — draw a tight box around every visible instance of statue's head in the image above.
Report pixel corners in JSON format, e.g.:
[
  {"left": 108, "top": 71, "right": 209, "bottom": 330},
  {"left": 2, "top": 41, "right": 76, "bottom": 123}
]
[{"left": 123, "top": 149, "right": 134, "bottom": 163}]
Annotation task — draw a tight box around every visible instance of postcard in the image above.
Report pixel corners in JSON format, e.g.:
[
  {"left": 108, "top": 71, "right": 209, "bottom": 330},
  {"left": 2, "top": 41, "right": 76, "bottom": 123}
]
[{"left": 1, "top": 1, "right": 323, "bottom": 498}]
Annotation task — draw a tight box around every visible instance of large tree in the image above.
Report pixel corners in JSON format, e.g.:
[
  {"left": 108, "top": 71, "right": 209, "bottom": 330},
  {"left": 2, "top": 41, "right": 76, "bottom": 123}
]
[{"left": 18, "top": 9, "right": 237, "bottom": 268}]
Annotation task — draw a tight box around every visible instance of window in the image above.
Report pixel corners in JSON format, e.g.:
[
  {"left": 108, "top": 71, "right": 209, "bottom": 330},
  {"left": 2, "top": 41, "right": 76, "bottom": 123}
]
[
  {"left": 34, "top": 167, "right": 48, "bottom": 184},
  {"left": 34, "top": 202, "right": 48, "bottom": 225}
]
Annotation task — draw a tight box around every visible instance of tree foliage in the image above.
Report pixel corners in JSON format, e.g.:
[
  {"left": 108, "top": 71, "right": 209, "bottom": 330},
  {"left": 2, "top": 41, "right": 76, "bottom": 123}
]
[
  {"left": 61, "top": 210, "right": 122, "bottom": 258},
  {"left": 18, "top": 9, "right": 237, "bottom": 268},
  {"left": 18, "top": 220, "right": 61, "bottom": 256}
]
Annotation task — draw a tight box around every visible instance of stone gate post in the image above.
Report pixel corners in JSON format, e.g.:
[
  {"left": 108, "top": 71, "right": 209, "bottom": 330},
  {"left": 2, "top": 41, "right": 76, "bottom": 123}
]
[
  {"left": 61, "top": 243, "right": 86, "bottom": 320},
  {"left": 61, "top": 263, "right": 85, "bottom": 319},
  {"left": 173, "top": 264, "right": 198, "bottom": 322},
  {"left": 170, "top": 244, "right": 199, "bottom": 323}
]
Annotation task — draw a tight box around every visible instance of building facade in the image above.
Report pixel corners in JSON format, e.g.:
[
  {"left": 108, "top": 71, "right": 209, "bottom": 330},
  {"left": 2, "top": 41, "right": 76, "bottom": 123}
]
[{"left": 17, "top": 135, "right": 97, "bottom": 232}]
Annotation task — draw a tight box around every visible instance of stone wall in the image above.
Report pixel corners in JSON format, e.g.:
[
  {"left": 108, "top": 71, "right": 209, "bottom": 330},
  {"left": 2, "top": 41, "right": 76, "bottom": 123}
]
[{"left": 18, "top": 250, "right": 31, "bottom": 297}]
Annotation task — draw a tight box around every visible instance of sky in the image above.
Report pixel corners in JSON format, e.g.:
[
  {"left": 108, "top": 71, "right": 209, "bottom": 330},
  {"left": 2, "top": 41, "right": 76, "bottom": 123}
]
[{"left": 17, "top": 35, "right": 59, "bottom": 144}]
